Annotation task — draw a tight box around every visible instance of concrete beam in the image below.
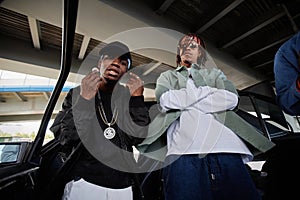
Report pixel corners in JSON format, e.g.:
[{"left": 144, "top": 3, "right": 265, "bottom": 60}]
[
  {"left": 0, "top": 95, "right": 65, "bottom": 122},
  {"left": 0, "top": 34, "right": 83, "bottom": 78},
  {"left": 13, "top": 92, "right": 28, "bottom": 102},
  {"left": 28, "top": 16, "right": 41, "bottom": 49},
  {"left": 78, "top": 35, "right": 90, "bottom": 60}
]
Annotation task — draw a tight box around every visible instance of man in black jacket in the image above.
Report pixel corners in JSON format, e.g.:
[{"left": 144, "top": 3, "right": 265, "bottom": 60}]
[{"left": 51, "top": 41, "right": 150, "bottom": 200}]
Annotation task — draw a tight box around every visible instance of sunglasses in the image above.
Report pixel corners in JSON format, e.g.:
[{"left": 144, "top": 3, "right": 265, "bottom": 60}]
[{"left": 178, "top": 42, "right": 199, "bottom": 49}]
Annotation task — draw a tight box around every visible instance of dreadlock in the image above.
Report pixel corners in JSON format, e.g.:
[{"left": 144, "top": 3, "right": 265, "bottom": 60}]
[{"left": 176, "top": 33, "right": 207, "bottom": 67}]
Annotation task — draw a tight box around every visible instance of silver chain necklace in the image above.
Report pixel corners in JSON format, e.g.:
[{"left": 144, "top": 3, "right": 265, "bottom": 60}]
[{"left": 97, "top": 92, "right": 118, "bottom": 139}]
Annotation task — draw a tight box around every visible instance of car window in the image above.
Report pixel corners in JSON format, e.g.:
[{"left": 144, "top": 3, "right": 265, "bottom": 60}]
[
  {"left": 0, "top": 69, "right": 77, "bottom": 145},
  {"left": 238, "top": 92, "right": 291, "bottom": 140}
]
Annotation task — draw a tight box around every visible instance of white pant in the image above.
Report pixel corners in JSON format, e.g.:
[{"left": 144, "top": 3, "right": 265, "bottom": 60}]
[{"left": 62, "top": 178, "right": 133, "bottom": 200}]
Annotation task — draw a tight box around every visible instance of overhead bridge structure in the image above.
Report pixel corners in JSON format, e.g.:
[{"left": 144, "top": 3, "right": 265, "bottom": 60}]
[
  {"left": 0, "top": 69, "right": 74, "bottom": 122},
  {"left": 0, "top": 85, "right": 72, "bottom": 122}
]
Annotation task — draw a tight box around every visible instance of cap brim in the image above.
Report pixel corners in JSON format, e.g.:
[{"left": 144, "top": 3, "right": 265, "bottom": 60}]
[{"left": 100, "top": 45, "right": 128, "bottom": 58}]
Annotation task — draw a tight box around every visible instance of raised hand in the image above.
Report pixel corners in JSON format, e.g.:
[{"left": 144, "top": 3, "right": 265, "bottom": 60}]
[
  {"left": 80, "top": 70, "right": 101, "bottom": 100},
  {"left": 126, "top": 72, "right": 144, "bottom": 96}
]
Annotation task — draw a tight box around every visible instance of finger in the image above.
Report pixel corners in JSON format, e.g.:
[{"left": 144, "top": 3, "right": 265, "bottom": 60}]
[
  {"left": 92, "top": 67, "right": 99, "bottom": 72},
  {"left": 83, "top": 73, "right": 100, "bottom": 87},
  {"left": 84, "top": 71, "right": 99, "bottom": 82},
  {"left": 129, "top": 72, "right": 141, "bottom": 80}
]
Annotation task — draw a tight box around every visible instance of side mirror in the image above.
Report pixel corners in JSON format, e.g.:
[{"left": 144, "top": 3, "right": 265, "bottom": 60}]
[
  {"left": 0, "top": 143, "right": 20, "bottom": 163},
  {"left": 0, "top": 142, "right": 30, "bottom": 164}
]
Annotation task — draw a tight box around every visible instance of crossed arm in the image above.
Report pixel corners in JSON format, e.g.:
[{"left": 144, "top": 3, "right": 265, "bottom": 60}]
[{"left": 159, "top": 79, "right": 238, "bottom": 114}]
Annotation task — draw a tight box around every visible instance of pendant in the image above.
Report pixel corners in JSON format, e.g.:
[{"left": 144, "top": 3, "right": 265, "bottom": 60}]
[{"left": 104, "top": 127, "right": 115, "bottom": 139}]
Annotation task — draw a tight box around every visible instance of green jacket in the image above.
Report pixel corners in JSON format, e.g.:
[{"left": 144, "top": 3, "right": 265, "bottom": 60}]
[{"left": 137, "top": 65, "right": 275, "bottom": 161}]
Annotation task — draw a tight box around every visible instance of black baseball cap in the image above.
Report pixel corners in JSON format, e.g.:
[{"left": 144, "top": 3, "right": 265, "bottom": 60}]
[{"left": 99, "top": 41, "right": 132, "bottom": 69}]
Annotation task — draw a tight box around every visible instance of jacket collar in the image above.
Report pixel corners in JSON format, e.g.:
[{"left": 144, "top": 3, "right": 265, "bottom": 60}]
[{"left": 176, "top": 63, "right": 200, "bottom": 72}]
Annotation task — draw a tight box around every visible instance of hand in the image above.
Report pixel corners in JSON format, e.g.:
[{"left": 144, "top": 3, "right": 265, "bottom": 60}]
[
  {"left": 80, "top": 70, "right": 101, "bottom": 100},
  {"left": 126, "top": 72, "right": 144, "bottom": 96}
]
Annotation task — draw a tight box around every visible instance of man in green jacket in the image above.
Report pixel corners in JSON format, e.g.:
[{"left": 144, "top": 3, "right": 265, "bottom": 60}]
[{"left": 138, "top": 33, "right": 274, "bottom": 200}]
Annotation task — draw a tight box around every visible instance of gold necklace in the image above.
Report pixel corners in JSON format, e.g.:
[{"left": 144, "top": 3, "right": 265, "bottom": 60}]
[{"left": 97, "top": 92, "right": 118, "bottom": 139}]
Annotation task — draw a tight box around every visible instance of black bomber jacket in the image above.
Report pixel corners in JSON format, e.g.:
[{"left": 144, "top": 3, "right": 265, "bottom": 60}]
[{"left": 50, "top": 84, "right": 150, "bottom": 189}]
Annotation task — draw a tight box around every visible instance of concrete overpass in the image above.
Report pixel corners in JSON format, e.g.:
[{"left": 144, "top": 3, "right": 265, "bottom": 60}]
[{"left": 0, "top": 69, "right": 75, "bottom": 122}]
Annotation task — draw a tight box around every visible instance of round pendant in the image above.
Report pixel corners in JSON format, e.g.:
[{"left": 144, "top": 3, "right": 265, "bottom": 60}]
[{"left": 104, "top": 127, "right": 116, "bottom": 139}]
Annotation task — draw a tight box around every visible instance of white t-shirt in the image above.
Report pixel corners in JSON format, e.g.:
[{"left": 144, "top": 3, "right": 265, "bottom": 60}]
[{"left": 160, "top": 78, "right": 252, "bottom": 163}]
